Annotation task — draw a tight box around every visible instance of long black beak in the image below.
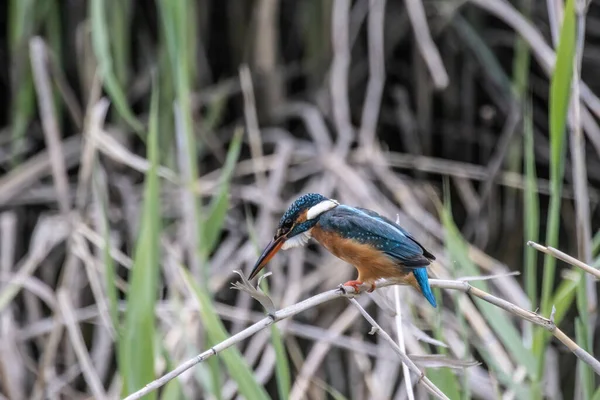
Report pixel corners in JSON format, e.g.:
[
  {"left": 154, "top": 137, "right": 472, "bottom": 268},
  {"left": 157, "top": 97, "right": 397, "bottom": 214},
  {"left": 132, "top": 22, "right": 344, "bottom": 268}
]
[{"left": 249, "top": 236, "right": 286, "bottom": 280}]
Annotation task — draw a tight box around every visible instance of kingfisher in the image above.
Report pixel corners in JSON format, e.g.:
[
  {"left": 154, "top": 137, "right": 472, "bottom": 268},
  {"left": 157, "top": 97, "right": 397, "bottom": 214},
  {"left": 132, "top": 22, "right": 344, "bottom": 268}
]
[{"left": 249, "top": 193, "right": 437, "bottom": 307}]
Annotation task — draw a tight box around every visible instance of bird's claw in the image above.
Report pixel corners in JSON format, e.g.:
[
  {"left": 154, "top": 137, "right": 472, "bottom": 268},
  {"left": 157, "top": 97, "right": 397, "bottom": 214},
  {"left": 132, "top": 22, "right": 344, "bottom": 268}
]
[{"left": 340, "top": 280, "right": 375, "bottom": 294}]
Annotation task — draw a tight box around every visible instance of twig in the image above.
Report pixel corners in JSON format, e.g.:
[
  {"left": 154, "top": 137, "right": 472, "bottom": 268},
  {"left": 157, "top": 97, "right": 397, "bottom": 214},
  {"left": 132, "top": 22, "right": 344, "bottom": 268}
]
[
  {"left": 0, "top": 214, "right": 71, "bottom": 312},
  {"left": 123, "top": 282, "right": 449, "bottom": 400},
  {"left": 174, "top": 103, "right": 202, "bottom": 277},
  {"left": 430, "top": 279, "right": 600, "bottom": 375},
  {"left": 0, "top": 135, "right": 82, "bottom": 206},
  {"left": 348, "top": 298, "right": 449, "bottom": 400},
  {"left": 359, "top": 0, "right": 386, "bottom": 150},
  {"left": 567, "top": 0, "right": 596, "bottom": 310},
  {"left": 253, "top": 0, "right": 283, "bottom": 110},
  {"left": 57, "top": 290, "right": 107, "bottom": 400},
  {"left": 330, "top": 0, "right": 354, "bottom": 156},
  {"left": 123, "top": 268, "right": 600, "bottom": 400},
  {"left": 75, "top": 91, "right": 106, "bottom": 211},
  {"left": 527, "top": 241, "right": 600, "bottom": 279},
  {"left": 395, "top": 287, "right": 416, "bottom": 399},
  {"left": 288, "top": 296, "right": 364, "bottom": 400},
  {"left": 123, "top": 287, "right": 345, "bottom": 400},
  {"left": 394, "top": 216, "right": 414, "bottom": 399},
  {"left": 404, "top": 0, "right": 449, "bottom": 89},
  {"left": 469, "top": 0, "right": 600, "bottom": 125},
  {"left": 29, "top": 37, "right": 72, "bottom": 216},
  {"left": 359, "top": 149, "right": 600, "bottom": 202},
  {"left": 239, "top": 64, "right": 267, "bottom": 189},
  {"left": 89, "top": 119, "right": 179, "bottom": 184},
  {"left": 462, "top": 105, "right": 521, "bottom": 239}
]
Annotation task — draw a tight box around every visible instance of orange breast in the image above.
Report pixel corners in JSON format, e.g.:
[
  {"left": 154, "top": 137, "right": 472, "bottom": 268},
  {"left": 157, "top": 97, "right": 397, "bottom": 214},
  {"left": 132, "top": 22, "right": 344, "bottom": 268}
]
[{"left": 311, "top": 225, "right": 409, "bottom": 285}]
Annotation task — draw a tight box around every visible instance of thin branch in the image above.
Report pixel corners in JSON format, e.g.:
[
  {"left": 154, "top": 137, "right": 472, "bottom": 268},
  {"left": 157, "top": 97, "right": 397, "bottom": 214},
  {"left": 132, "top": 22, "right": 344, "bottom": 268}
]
[
  {"left": 239, "top": 64, "right": 267, "bottom": 189},
  {"left": 29, "top": 37, "right": 72, "bottom": 216},
  {"left": 57, "top": 290, "right": 107, "bottom": 400},
  {"left": 122, "top": 271, "right": 600, "bottom": 400},
  {"left": 330, "top": 0, "right": 354, "bottom": 156},
  {"left": 527, "top": 241, "right": 600, "bottom": 279},
  {"left": 394, "top": 216, "right": 414, "bottom": 399},
  {"left": 430, "top": 279, "right": 600, "bottom": 375},
  {"left": 469, "top": 0, "right": 600, "bottom": 123},
  {"left": 348, "top": 297, "right": 448, "bottom": 399},
  {"left": 404, "top": 0, "right": 449, "bottom": 89},
  {"left": 394, "top": 286, "right": 415, "bottom": 399},
  {"left": 568, "top": 0, "right": 596, "bottom": 309},
  {"left": 359, "top": 0, "right": 386, "bottom": 150},
  {"left": 122, "top": 282, "right": 447, "bottom": 400}
]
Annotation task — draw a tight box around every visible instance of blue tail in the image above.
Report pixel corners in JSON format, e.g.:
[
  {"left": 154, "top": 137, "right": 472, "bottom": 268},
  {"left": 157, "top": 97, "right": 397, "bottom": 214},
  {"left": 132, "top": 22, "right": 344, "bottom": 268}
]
[{"left": 413, "top": 269, "right": 437, "bottom": 307}]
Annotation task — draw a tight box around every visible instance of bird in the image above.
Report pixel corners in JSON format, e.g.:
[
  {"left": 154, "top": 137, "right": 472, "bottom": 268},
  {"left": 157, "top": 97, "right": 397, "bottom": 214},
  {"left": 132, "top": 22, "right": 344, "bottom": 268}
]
[{"left": 249, "top": 193, "right": 437, "bottom": 307}]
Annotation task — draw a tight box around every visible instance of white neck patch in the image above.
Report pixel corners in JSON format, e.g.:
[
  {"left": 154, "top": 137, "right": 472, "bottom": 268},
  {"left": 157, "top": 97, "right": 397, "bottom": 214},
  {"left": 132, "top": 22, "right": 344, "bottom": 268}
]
[
  {"left": 306, "top": 199, "right": 339, "bottom": 220},
  {"left": 282, "top": 230, "right": 311, "bottom": 250}
]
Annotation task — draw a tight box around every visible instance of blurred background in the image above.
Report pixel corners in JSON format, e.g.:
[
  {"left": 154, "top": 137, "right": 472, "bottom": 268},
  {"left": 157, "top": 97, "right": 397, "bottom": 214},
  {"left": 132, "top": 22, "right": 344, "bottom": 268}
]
[{"left": 1, "top": 0, "right": 599, "bottom": 399}]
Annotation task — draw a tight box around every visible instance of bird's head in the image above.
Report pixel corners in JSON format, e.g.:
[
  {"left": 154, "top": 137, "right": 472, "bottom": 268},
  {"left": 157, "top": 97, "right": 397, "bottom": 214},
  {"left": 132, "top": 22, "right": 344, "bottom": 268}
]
[{"left": 249, "top": 193, "right": 339, "bottom": 279}]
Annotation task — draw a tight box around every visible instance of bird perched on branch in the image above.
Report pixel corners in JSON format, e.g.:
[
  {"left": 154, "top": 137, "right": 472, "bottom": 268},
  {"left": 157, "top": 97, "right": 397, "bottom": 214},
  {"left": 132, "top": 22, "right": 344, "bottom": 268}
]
[{"left": 249, "top": 193, "right": 437, "bottom": 307}]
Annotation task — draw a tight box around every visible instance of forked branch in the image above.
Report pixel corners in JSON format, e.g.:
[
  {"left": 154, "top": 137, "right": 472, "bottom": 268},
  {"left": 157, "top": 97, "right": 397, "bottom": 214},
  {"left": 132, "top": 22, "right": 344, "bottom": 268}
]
[{"left": 123, "top": 273, "right": 600, "bottom": 400}]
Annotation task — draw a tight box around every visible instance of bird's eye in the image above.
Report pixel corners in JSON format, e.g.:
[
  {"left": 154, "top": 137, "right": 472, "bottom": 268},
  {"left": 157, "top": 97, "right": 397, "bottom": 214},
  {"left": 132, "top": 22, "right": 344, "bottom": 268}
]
[{"left": 283, "top": 218, "right": 293, "bottom": 229}]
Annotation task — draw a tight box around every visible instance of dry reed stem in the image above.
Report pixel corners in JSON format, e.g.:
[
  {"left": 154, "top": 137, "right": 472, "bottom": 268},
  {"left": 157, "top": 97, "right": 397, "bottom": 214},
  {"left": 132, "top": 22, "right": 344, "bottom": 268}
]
[
  {"left": 57, "top": 290, "right": 107, "bottom": 400},
  {"left": 566, "top": 0, "right": 597, "bottom": 310},
  {"left": 469, "top": 0, "right": 600, "bottom": 153},
  {"left": 330, "top": 0, "right": 354, "bottom": 156},
  {"left": 394, "top": 286, "right": 415, "bottom": 400},
  {"left": 358, "top": 0, "right": 386, "bottom": 150},
  {"left": 528, "top": 241, "right": 600, "bottom": 279},
  {"left": 404, "top": 0, "right": 449, "bottom": 89},
  {"left": 123, "top": 282, "right": 446, "bottom": 400},
  {"left": 0, "top": 135, "right": 82, "bottom": 206},
  {"left": 122, "top": 271, "right": 600, "bottom": 400},
  {"left": 239, "top": 64, "right": 267, "bottom": 189},
  {"left": 75, "top": 93, "right": 106, "bottom": 211},
  {"left": 347, "top": 297, "right": 449, "bottom": 399},
  {"left": 432, "top": 279, "right": 600, "bottom": 374},
  {"left": 29, "top": 37, "right": 72, "bottom": 217}
]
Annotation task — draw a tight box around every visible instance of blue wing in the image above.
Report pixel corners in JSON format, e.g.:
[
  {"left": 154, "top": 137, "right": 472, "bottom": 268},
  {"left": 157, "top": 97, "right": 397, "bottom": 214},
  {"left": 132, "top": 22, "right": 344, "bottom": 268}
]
[
  {"left": 319, "top": 205, "right": 434, "bottom": 269},
  {"left": 354, "top": 207, "right": 436, "bottom": 260}
]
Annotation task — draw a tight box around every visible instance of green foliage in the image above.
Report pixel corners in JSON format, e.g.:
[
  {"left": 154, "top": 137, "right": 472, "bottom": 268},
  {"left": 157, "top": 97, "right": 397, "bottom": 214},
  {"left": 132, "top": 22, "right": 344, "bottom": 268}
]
[
  {"left": 90, "top": 0, "right": 143, "bottom": 133},
  {"left": 535, "top": 0, "right": 577, "bottom": 386},
  {"left": 160, "top": 343, "right": 184, "bottom": 400},
  {"left": 200, "top": 128, "right": 243, "bottom": 254},
  {"left": 271, "top": 324, "right": 291, "bottom": 400},
  {"left": 120, "top": 83, "right": 161, "bottom": 398},
  {"left": 429, "top": 325, "right": 461, "bottom": 399},
  {"left": 592, "top": 230, "right": 600, "bottom": 257},
  {"left": 523, "top": 103, "right": 539, "bottom": 307},
  {"left": 539, "top": 0, "right": 576, "bottom": 315},
  {"left": 9, "top": 0, "right": 36, "bottom": 165},
  {"left": 246, "top": 212, "right": 292, "bottom": 400},
  {"left": 576, "top": 317, "right": 593, "bottom": 399},
  {"left": 441, "top": 181, "right": 535, "bottom": 394},
  {"left": 442, "top": 200, "right": 536, "bottom": 375},
  {"left": 181, "top": 268, "right": 270, "bottom": 400}
]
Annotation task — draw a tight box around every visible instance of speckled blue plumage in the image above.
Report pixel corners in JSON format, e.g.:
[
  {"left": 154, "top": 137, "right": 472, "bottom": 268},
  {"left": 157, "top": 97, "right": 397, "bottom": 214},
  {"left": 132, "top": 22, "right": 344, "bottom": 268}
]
[
  {"left": 279, "top": 193, "right": 327, "bottom": 226},
  {"left": 274, "top": 194, "right": 437, "bottom": 307}
]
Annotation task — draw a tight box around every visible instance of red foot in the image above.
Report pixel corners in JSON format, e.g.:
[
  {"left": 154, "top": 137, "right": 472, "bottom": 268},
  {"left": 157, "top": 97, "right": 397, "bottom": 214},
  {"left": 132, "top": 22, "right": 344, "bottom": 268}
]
[{"left": 341, "top": 280, "right": 376, "bottom": 293}]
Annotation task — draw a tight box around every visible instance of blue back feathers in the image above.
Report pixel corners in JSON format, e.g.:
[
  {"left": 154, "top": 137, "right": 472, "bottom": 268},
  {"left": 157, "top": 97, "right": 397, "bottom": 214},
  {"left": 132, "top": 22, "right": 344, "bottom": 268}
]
[
  {"left": 280, "top": 195, "right": 438, "bottom": 307},
  {"left": 318, "top": 205, "right": 437, "bottom": 307},
  {"left": 320, "top": 205, "right": 434, "bottom": 267}
]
